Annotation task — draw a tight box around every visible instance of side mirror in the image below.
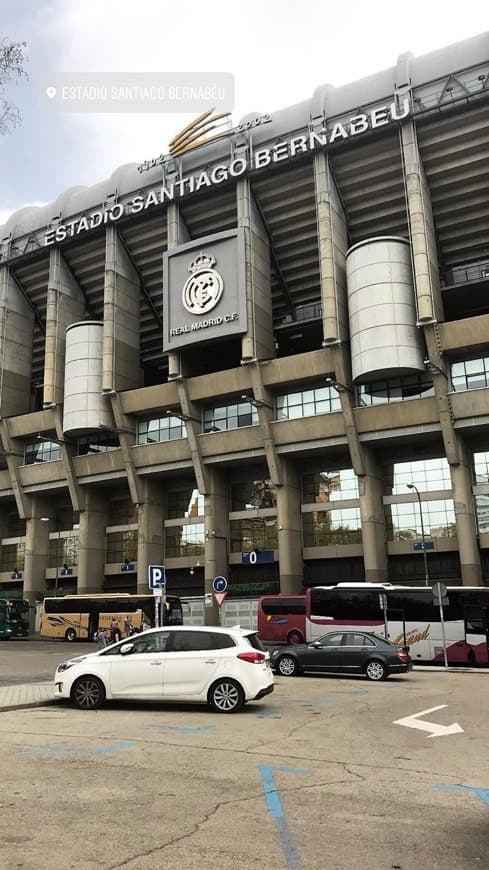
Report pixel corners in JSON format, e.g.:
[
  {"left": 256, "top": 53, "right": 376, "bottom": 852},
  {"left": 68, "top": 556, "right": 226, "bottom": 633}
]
[
  {"left": 310, "top": 641, "right": 321, "bottom": 648},
  {"left": 120, "top": 642, "right": 134, "bottom": 656}
]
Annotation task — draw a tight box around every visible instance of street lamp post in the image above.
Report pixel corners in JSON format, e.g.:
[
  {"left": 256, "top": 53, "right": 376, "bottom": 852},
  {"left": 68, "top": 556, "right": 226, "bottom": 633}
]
[{"left": 407, "top": 484, "right": 429, "bottom": 587}]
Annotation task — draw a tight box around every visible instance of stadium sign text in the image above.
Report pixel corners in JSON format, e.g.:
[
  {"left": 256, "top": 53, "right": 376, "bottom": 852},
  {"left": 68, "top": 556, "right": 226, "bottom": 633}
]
[{"left": 44, "top": 97, "right": 410, "bottom": 247}]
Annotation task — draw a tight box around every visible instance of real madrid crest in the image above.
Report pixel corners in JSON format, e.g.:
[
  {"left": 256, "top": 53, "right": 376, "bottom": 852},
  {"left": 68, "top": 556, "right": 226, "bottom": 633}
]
[{"left": 182, "top": 252, "right": 224, "bottom": 315}]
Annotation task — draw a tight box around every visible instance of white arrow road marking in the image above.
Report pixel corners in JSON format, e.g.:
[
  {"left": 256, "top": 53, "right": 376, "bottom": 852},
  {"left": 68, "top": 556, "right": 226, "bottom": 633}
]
[{"left": 393, "top": 704, "right": 464, "bottom": 738}]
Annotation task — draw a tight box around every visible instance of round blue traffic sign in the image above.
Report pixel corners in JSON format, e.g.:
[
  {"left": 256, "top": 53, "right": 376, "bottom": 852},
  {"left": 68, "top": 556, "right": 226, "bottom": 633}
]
[{"left": 213, "top": 576, "right": 228, "bottom": 593}]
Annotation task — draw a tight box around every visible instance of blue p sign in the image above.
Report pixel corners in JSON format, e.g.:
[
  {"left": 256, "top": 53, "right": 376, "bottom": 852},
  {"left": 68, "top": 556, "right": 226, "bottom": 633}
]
[{"left": 148, "top": 565, "right": 166, "bottom": 590}]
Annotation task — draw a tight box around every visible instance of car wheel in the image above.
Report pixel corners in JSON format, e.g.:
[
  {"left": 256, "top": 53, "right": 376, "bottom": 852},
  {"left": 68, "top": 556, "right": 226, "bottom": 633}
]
[
  {"left": 287, "top": 630, "right": 304, "bottom": 645},
  {"left": 65, "top": 628, "right": 77, "bottom": 642},
  {"left": 71, "top": 676, "right": 106, "bottom": 710},
  {"left": 365, "top": 659, "right": 388, "bottom": 681},
  {"left": 209, "top": 679, "right": 244, "bottom": 713},
  {"left": 277, "top": 655, "right": 300, "bottom": 677}
]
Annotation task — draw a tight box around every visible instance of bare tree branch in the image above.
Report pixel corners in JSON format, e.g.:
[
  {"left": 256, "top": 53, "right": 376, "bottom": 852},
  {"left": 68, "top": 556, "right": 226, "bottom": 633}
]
[{"left": 0, "top": 39, "right": 28, "bottom": 135}]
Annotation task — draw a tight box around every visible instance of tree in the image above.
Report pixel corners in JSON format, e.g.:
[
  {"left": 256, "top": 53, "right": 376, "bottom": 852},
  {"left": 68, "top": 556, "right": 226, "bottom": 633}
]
[{"left": 0, "top": 40, "right": 28, "bottom": 135}]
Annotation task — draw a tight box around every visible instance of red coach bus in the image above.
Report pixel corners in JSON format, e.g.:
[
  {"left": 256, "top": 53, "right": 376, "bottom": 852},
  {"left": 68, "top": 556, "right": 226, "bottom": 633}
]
[{"left": 257, "top": 595, "right": 306, "bottom": 644}]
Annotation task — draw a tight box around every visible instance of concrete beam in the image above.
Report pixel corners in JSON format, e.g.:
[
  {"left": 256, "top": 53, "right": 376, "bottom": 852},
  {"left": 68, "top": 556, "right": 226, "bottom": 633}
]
[
  {"left": 314, "top": 151, "right": 349, "bottom": 345},
  {"left": 166, "top": 204, "right": 190, "bottom": 381},
  {"left": 44, "top": 248, "right": 86, "bottom": 407},
  {"left": 109, "top": 392, "right": 143, "bottom": 505},
  {"left": 237, "top": 178, "right": 275, "bottom": 362},
  {"left": 399, "top": 118, "right": 443, "bottom": 323},
  {"left": 0, "top": 266, "right": 34, "bottom": 417},
  {"left": 103, "top": 226, "right": 141, "bottom": 392},
  {"left": 0, "top": 418, "right": 28, "bottom": 519}
]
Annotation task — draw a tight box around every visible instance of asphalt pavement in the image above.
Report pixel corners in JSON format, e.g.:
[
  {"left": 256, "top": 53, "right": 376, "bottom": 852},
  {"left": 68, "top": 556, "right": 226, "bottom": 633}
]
[{"left": 0, "top": 640, "right": 488, "bottom": 869}]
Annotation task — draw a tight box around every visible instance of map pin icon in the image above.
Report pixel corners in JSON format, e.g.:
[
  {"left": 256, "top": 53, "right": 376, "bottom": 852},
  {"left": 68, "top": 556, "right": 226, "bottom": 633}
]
[{"left": 46, "top": 86, "right": 57, "bottom": 99}]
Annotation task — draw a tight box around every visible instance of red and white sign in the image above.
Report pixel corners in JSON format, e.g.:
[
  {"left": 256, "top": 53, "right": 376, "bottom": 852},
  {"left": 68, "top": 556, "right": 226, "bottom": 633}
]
[{"left": 213, "top": 591, "right": 228, "bottom": 607}]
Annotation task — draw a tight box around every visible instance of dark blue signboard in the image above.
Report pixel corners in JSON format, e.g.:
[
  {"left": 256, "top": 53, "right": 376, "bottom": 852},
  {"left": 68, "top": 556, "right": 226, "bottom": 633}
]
[
  {"left": 413, "top": 542, "right": 435, "bottom": 552},
  {"left": 242, "top": 550, "right": 274, "bottom": 565}
]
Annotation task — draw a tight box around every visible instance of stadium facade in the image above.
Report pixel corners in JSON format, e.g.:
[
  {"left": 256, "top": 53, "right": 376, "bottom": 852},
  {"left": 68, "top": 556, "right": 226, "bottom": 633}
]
[{"left": 0, "top": 33, "right": 488, "bottom": 622}]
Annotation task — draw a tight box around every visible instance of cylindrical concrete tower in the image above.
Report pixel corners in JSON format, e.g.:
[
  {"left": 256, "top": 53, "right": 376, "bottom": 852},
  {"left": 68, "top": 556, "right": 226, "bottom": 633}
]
[
  {"left": 63, "top": 321, "right": 113, "bottom": 435},
  {"left": 346, "top": 237, "right": 425, "bottom": 383}
]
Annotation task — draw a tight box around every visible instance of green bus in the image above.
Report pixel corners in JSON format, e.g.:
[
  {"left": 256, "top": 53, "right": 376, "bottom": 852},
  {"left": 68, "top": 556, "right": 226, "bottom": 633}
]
[{"left": 0, "top": 598, "right": 29, "bottom": 638}]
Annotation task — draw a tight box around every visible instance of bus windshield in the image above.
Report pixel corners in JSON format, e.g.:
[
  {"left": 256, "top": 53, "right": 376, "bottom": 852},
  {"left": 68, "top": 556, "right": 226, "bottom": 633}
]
[
  {"left": 257, "top": 595, "right": 306, "bottom": 645},
  {"left": 0, "top": 598, "right": 29, "bottom": 638},
  {"left": 40, "top": 593, "right": 183, "bottom": 642},
  {"left": 306, "top": 584, "right": 489, "bottom": 666}
]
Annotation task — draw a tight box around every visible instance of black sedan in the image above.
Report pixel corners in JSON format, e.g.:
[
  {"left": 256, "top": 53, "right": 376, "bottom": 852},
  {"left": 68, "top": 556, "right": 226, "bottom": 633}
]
[{"left": 270, "top": 630, "right": 412, "bottom": 681}]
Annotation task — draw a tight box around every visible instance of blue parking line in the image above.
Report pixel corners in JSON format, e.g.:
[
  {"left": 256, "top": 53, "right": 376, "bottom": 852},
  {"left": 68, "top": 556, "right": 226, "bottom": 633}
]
[
  {"left": 434, "top": 784, "right": 489, "bottom": 808},
  {"left": 24, "top": 741, "right": 136, "bottom": 756},
  {"left": 260, "top": 764, "right": 310, "bottom": 869}
]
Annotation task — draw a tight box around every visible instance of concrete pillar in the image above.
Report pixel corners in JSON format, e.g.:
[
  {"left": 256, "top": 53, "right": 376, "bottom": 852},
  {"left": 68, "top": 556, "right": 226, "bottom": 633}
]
[
  {"left": 450, "top": 444, "right": 483, "bottom": 586},
  {"left": 136, "top": 480, "right": 164, "bottom": 594},
  {"left": 103, "top": 227, "right": 141, "bottom": 392},
  {"left": 314, "top": 151, "right": 349, "bottom": 345},
  {"left": 77, "top": 490, "right": 109, "bottom": 594},
  {"left": 23, "top": 498, "right": 51, "bottom": 612},
  {"left": 204, "top": 469, "right": 229, "bottom": 626},
  {"left": 237, "top": 178, "right": 274, "bottom": 361},
  {"left": 166, "top": 204, "right": 190, "bottom": 380},
  {"left": 44, "top": 248, "right": 86, "bottom": 407},
  {"left": 358, "top": 451, "right": 388, "bottom": 583},
  {"left": 276, "top": 461, "right": 303, "bottom": 593},
  {"left": 400, "top": 119, "right": 443, "bottom": 323},
  {"left": 0, "top": 266, "right": 34, "bottom": 416}
]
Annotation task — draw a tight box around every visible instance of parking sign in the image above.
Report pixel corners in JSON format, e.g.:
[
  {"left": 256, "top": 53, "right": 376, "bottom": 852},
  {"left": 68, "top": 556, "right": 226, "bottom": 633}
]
[{"left": 148, "top": 565, "right": 166, "bottom": 590}]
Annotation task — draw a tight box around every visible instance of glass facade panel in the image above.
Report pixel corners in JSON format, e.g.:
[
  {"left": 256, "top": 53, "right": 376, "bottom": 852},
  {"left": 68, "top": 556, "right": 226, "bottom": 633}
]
[
  {"left": 302, "top": 468, "right": 359, "bottom": 504},
  {"left": 473, "top": 451, "right": 489, "bottom": 485},
  {"left": 230, "top": 518, "right": 278, "bottom": 552},
  {"left": 0, "top": 542, "right": 25, "bottom": 572},
  {"left": 475, "top": 495, "right": 489, "bottom": 534},
  {"left": 276, "top": 384, "right": 340, "bottom": 420},
  {"left": 384, "top": 500, "right": 456, "bottom": 541},
  {"left": 384, "top": 458, "right": 452, "bottom": 495},
  {"left": 167, "top": 488, "right": 204, "bottom": 519},
  {"left": 203, "top": 401, "right": 258, "bottom": 432},
  {"left": 165, "top": 523, "right": 205, "bottom": 557},
  {"left": 302, "top": 508, "right": 362, "bottom": 546},
  {"left": 137, "top": 416, "right": 187, "bottom": 444},
  {"left": 357, "top": 374, "right": 434, "bottom": 406},
  {"left": 450, "top": 357, "right": 489, "bottom": 392},
  {"left": 24, "top": 441, "right": 61, "bottom": 464},
  {"left": 106, "top": 530, "right": 137, "bottom": 563},
  {"left": 48, "top": 533, "right": 79, "bottom": 567},
  {"left": 230, "top": 479, "right": 277, "bottom": 511}
]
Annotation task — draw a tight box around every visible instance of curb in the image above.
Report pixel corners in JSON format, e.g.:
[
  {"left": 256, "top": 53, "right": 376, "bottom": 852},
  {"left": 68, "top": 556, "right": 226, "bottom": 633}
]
[
  {"left": 414, "top": 666, "right": 489, "bottom": 674},
  {"left": 0, "top": 698, "right": 57, "bottom": 713}
]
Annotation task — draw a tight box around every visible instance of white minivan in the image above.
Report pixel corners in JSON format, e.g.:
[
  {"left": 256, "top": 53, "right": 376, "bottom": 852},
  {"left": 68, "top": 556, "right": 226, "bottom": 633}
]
[{"left": 54, "top": 625, "right": 274, "bottom": 713}]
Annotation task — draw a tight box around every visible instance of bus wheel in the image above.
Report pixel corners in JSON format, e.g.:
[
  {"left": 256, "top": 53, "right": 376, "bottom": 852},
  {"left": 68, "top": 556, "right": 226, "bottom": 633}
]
[
  {"left": 71, "top": 676, "right": 105, "bottom": 710},
  {"left": 287, "top": 630, "right": 303, "bottom": 645},
  {"left": 65, "top": 628, "right": 77, "bottom": 642}
]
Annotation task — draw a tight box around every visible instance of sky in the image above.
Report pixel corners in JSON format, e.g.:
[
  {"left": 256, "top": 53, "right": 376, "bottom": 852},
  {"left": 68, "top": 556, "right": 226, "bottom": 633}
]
[{"left": 0, "top": 0, "right": 487, "bottom": 225}]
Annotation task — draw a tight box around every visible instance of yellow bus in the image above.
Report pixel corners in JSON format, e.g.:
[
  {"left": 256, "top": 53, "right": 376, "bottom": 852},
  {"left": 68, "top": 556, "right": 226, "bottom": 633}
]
[{"left": 40, "top": 593, "right": 183, "bottom": 642}]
